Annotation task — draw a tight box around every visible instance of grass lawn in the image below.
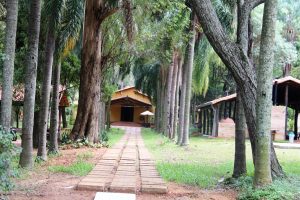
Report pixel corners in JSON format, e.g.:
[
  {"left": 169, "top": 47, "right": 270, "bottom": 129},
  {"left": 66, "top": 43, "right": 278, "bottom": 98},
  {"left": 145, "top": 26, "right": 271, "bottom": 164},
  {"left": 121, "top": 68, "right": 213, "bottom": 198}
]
[{"left": 142, "top": 128, "right": 300, "bottom": 188}]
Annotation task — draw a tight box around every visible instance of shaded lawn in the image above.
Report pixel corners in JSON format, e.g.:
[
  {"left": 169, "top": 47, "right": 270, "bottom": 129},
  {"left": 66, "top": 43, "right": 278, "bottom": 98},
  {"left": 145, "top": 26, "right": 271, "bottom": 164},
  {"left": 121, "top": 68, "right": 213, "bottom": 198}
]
[{"left": 142, "top": 128, "right": 300, "bottom": 188}]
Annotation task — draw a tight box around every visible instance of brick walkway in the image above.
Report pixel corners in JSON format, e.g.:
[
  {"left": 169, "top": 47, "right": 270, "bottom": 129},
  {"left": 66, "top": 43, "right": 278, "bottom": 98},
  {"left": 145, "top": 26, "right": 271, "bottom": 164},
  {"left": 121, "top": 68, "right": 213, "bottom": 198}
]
[{"left": 77, "top": 126, "right": 167, "bottom": 194}]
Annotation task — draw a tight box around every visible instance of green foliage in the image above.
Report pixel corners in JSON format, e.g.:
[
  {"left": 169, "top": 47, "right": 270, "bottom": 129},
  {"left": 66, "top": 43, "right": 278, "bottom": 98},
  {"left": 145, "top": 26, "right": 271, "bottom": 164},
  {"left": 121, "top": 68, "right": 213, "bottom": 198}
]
[
  {"left": 101, "top": 83, "right": 118, "bottom": 103},
  {"left": 61, "top": 53, "right": 81, "bottom": 87},
  {"left": 0, "top": 126, "right": 20, "bottom": 192},
  {"left": 48, "top": 152, "right": 94, "bottom": 176},
  {"left": 133, "top": 58, "right": 160, "bottom": 103},
  {"left": 226, "top": 176, "right": 300, "bottom": 200}
]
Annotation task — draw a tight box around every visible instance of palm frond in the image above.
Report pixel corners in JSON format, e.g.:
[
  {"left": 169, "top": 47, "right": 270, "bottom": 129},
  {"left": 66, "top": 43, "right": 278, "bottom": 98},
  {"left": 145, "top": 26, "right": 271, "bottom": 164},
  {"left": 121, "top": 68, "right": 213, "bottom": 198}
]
[
  {"left": 43, "top": 0, "right": 65, "bottom": 29},
  {"left": 58, "top": 0, "right": 84, "bottom": 58}
]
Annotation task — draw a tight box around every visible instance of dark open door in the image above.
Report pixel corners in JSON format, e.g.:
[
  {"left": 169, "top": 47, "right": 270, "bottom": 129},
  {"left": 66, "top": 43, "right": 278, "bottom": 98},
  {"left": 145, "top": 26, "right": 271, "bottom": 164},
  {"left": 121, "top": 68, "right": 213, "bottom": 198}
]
[{"left": 121, "top": 106, "right": 134, "bottom": 122}]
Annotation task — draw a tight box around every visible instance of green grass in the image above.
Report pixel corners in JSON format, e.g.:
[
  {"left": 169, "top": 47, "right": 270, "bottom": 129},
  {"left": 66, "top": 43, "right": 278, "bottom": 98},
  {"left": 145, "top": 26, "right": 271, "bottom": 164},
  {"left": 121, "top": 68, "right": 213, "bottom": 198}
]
[
  {"left": 142, "top": 128, "right": 300, "bottom": 188},
  {"left": 106, "top": 128, "right": 125, "bottom": 147},
  {"left": 48, "top": 161, "right": 93, "bottom": 176},
  {"left": 230, "top": 176, "right": 300, "bottom": 200},
  {"left": 48, "top": 152, "right": 94, "bottom": 176}
]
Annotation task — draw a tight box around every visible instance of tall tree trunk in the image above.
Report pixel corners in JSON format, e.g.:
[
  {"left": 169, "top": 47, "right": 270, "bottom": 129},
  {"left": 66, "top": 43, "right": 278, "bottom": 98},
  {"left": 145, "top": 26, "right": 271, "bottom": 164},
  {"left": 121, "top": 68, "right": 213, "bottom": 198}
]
[
  {"left": 190, "top": 0, "right": 284, "bottom": 178},
  {"left": 0, "top": 0, "right": 18, "bottom": 129},
  {"left": 62, "top": 107, "right": 67, "bottom": 128},
  {"left": 32, "top": 110, "right": 40, "bottom": 148},
  {"left": 71, "top": 1, "right": 111, "bottom": 143},
  {"left": 19, "top": 0, "right": 41, "bottom": 168},
  {"left": 106, "top": 99, "right": 111, "bottom": 130},
  {"left": 37, "top": 29, "right": 56, "bottom": 161},
  {"left": 181, "top": 14, "right": 196, "bottom": 146},
  {"left": 170, "top": 52, "right": 179, "bottom": 139},
  {"left": 166, "top": 58, "right": 174, "bottom": 138},
  {"left": 49, "top": 61, "right": 61, "bottom": 154},
  {"left": 254, "top": 0, "right": 277, "bottom": 187},
  {"left": 155, "top": 76, "right": 161, "bottom": 131},
  {"left": 172, "top": 56, "right": 182, "bottom": 139},
  {"left": 233, "top": 91, "right": 247, "bottom": 177},
  {"left": 98, "top": 97, "right": 106, "bottom": 142},
  {"left": 178, "top": 58, "right": 186, "bottom": 144}
]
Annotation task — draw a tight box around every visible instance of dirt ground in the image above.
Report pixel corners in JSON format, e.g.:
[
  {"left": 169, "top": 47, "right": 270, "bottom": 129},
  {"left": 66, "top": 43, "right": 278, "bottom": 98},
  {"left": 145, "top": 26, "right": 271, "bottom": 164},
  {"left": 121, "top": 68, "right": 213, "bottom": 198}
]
[{"left": 6, "top": 147, "right": 237, "bottom": 200}]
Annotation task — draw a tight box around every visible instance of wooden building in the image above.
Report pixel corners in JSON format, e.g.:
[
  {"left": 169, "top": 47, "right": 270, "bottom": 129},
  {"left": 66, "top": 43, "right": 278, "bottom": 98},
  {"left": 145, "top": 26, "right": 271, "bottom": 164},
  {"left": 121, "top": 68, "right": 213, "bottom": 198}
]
[
  {"left": 196, "top": 76, "right": 300, "bottom": 141},
  {"left": 0, "top": 85, "right": 70, "bottom": 129},
  {"left": 110, "top": 87, "right": 153, "bottom": 125}
]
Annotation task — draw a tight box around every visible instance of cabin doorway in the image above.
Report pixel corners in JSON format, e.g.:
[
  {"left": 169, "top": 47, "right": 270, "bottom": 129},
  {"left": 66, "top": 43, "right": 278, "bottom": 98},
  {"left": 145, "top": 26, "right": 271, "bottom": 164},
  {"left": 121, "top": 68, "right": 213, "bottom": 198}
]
[{"left": 121, "top": 106, "right": 134, "bottom": 122}]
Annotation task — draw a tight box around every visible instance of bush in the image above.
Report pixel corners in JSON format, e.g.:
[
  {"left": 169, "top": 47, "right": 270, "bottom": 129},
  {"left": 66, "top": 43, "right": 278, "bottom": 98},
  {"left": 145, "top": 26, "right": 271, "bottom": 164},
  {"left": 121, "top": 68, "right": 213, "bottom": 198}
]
[
  {"left": 225, "top": 176, "right": 300, "bottom": 200},
  {"left": 0, "top": 126, "right": 20, "bottom": 192}
]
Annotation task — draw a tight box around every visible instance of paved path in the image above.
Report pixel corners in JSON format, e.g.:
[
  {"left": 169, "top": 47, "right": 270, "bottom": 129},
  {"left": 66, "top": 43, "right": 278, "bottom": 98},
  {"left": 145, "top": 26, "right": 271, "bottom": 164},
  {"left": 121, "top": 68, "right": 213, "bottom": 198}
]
[{"left": 77, "top": 126, "right": 167, "bottom": 194}]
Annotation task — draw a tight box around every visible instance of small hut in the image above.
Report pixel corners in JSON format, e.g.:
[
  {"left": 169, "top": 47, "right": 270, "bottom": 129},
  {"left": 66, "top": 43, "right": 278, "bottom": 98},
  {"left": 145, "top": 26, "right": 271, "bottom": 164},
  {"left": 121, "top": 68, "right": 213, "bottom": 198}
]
[
  {"left": 196, "top": 76, "right": 300, "bottom": 141},
  {"left": 110, "top": 87, "right": 153, "bottom": 125}
]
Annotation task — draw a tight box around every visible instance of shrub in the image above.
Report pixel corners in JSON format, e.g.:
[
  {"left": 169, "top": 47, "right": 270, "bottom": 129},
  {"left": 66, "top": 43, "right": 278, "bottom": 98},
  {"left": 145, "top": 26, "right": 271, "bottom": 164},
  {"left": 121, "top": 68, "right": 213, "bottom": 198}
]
[{"left": 0, "top": 126, "right": 20, "bottom": 192}]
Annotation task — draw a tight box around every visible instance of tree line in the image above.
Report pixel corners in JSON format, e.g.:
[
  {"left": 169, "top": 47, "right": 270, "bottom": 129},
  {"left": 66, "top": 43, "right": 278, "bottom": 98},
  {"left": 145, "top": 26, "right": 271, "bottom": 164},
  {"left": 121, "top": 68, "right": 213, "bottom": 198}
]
[{"left": 0, "top": 0, "right": 295, "bottom": 189}]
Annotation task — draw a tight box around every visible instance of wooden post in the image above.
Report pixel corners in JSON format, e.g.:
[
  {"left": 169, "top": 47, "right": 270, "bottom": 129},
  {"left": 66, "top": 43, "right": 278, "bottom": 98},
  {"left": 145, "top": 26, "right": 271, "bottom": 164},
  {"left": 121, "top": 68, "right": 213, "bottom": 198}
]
[
  {"left": 223, "top": 102, "right": 227, "bottom": 118},
  {"left": 229, "top": 101, "right": 232, "bottom": 118},
  {"left": 203, "top": 109, "right": 207, "bottom": 135},
  {"left": 284, "top": 85, "right": 289, "bottom": 137},
  {"left": 210, "top": 108, "right": 214, "bottom": 136},
  {"left": 62, "top": 107, "right": 67, "bottom": 128},
  {"left": 274, "top": 82, "right": 278, "bottom": 105},
  {"left": 219, "top": 102, "right": 223, "bottom": 120},
  {"left": 199, "top": 110, "right": 202, "bottom": 134},
  {"left": 212, "top": 105, "right": 219, "bottom": 137},
  {"left": 294, "top": 109, "right": 298, "bottom": 140},
  {"left": 15, "top": 107, "right": 20, "bottom": 128},
  {"left": 207, "top": 109, "right": 210, "bottom": 135}
]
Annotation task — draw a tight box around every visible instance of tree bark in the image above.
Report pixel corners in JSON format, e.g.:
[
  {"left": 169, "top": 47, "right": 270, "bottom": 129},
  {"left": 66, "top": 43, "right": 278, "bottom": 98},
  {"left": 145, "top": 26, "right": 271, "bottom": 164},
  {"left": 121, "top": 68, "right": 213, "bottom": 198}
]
[
  {"left": 0, "top": 0, "right": 18, "bottom": 129},
  {"left": 181, "top": 14, "right": 196, "bottom": 146},
  {"left": 166, "top": 56, "right": 175, "bottom": 138},
  {"left": 177, "top": 57, "right": 187, "bottom": 144},
  {"left": 49, "top": 61, "right": 61, "bottom": 154},
  {"left": 169, "top": 52, "right": 179, "bottom": 139},
  {"left": 254, "top": 0, "right": 277, "bottom": 187},
  {"left": 190, "top": 0, "right": 284, "bottom": 178},
  {"left": 233, "top": 92, "right": 247, "bottom": 177},
  {"left": 19, "top": 0, "right": 41, "bottom": 168},
  {"left": 106, "top": 98, "right": 111, "bottom": 130},
  {"left": 71, "top": 1, "right": 115, "bottom": 143},
  {"left": 32, "top": 110, "right": 40, "bottom": 148},
  {"left": 37, "top": 28, "right": 56, "bottom": 161},
  {"left": 172, "top": 55, "right": 181, "bottom": 139},
  {"left": 155, "top": 75, "right": 161, "bottom": 131},
  {"left": 62, "top": 107, "right": 67, "bottom": 128}
]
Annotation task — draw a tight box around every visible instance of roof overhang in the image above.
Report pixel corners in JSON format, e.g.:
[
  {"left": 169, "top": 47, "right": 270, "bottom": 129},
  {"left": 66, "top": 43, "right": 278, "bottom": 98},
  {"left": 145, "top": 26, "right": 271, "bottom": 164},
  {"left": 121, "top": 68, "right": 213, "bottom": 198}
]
[{"left": 111, "top": 96, "right": 152, "bottom": 107}]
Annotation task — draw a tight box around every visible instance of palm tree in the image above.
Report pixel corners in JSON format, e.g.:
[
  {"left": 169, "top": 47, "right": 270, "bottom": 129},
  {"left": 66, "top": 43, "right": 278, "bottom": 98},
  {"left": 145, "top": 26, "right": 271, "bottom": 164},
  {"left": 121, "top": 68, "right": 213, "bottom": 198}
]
[
  {"left": 48, "top": 0, "right": 84, "bottom": 154},
  {"left": 19, "top": 0, "right": 41, "bottom": 168},
  {"left": 0, "top": 0, "right": 18, "bottom": 129},
  {"left": 179, "top": 13, "right": 197, "bottom": 146},
  {"left": 37, "top": 0, "right": 65, "bottom": 161}
]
